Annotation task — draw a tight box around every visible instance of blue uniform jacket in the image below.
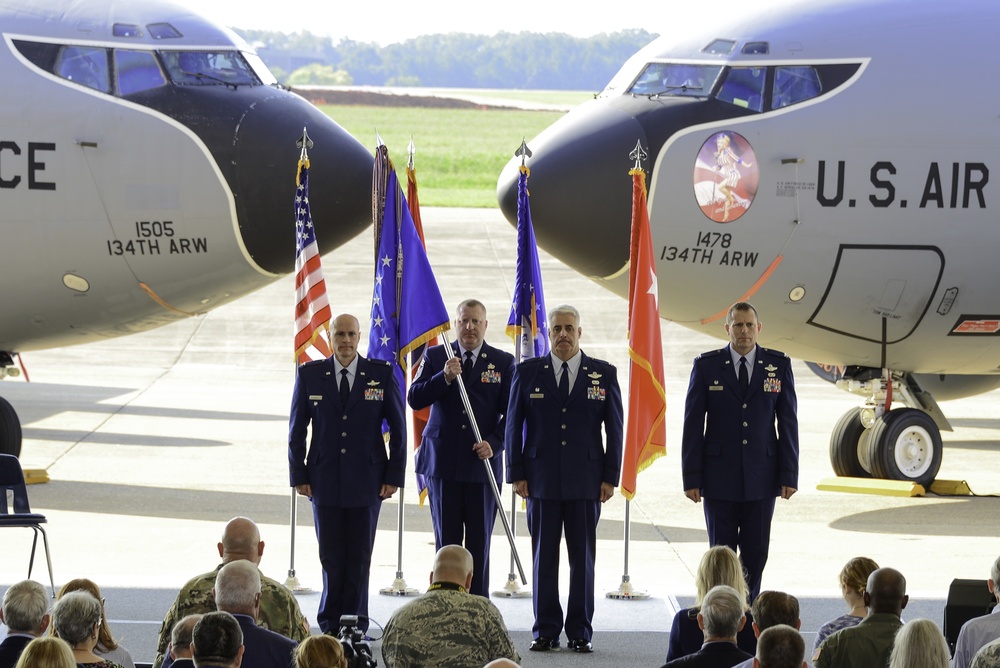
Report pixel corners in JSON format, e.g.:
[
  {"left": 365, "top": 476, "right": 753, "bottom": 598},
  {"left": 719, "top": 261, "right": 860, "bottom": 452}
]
[
  {"left": 681, "top": 345, "right": 798, "bottom": 501},
  {"left": 505, "top": 353, "right": 624, "bottom": 500},
  {"left": 407, "top": 341, "right": 514, "bottom": 484},
  {"left": 288, "top": 355, "right": 406, "bottom": 507}
]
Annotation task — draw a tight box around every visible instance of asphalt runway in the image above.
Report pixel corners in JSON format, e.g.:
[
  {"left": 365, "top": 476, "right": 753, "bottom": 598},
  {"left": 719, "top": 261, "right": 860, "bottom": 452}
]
[{"left": 2, "top": 207, "right": 1000, "bottom": 667}]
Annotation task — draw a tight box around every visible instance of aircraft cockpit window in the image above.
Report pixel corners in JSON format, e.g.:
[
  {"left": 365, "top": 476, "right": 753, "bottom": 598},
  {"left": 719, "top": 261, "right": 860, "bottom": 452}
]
[
  {"left": 702, "top": 39, "right": 737, "bottom": 55},
  {"left": 160, "top": 50, "right": 259, "bottom": 86},
  {"left": 716, "top": 66, "right": 765, "bottom": 112},
  {"left": 243, "top": 51, "right": 277, "bottom": 86},
  {"left": 113, "top": 23, "right": 143, "bottom": 38},
  {"left": 147, "top": 23, "right": 182, "bottom": 39},
  {"left": 55, "top": 46, "right": 111, "bottom": 93},
  {"left": 742, "top": 41, "right": 769, "bottom": 55},
  {"left": 773, "top": 66, "right": 822, "bottom": 108},
  {"left": 116, "top": 49, "right": 166, "bottom": 95},
  {"left": 627, "top": 63, "right": 722, "bottom": 97}
]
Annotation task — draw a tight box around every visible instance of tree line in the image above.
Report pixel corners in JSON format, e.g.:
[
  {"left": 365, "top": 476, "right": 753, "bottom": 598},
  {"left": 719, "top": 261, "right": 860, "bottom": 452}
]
[{"left": 233, "top": 28, "right": 658, "bottom": 90}]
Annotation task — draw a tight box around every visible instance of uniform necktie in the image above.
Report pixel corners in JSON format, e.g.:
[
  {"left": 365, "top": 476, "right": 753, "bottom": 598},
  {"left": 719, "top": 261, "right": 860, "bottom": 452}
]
[
  {"left": 559, "top": 361, "right": 570, "bottom": 399},
  {"left": 340, "top": 368, "right": 350, "bottom": 405},
  {"left": 463, "top": 351, "right": 474, "bottom": 379},
  {"left": 739, "top": 356, "right": 749, "bottom": 395}
]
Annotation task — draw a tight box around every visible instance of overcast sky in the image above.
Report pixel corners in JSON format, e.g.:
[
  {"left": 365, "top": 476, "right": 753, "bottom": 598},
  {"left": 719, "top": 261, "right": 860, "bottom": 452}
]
[{"left": 174, "top": 0, "right": 759, "bottom": 45}]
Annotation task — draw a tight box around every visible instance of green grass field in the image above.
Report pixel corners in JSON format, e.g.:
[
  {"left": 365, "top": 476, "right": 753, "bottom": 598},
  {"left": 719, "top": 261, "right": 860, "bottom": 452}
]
[{"left": 319, "top": 104, "right": 570, "bottom": 207}]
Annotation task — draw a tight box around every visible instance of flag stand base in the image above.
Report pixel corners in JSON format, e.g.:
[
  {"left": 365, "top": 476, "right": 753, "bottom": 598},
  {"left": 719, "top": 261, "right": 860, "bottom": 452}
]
[
  {"left": 380, "top": 574, "right": 420, "bottom": 596},
  {"left": 492, "top": 575, "right": 532, "bottom": 598},
  {"left": 284, "top": 572, "right": 314, "bottom": 595},
  {"left": 605, "top": 576, "right": 650, "bottom": 600}
]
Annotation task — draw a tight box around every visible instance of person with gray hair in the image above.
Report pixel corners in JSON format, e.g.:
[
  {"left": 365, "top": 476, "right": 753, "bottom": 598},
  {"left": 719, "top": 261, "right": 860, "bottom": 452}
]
[
  {"left": 754, "top": 625, "right": 805, "bottom": 668},
  {"left": 0, "top": 580, "right": 50, "bottom": 668},
  {"left": 888, "top": 618, "right": 949, "bottom": 668},
  {"left": 209, "top": 561, "right": 296, "bottom": 668},
  {"left": 506, "top": 303, "right": 623, "bottom": 654},
  {"left": 191, "top": 612, "right": 243, "bottom": 668},
  {"left": 51, "top": 591, "right": 121, "bottom": 668},
  {"left": 661, "top": 585, "right": 752, "bottom": 667},
  {"left": 167, "top": 615, "right": 203, "bottom": 668},
  {"left": 954, "top": 555, "right": 1000, "bottom": 668}
]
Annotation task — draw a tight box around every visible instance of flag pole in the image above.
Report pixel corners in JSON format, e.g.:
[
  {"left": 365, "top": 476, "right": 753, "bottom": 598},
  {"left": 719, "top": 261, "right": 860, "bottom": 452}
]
[
  {"left": 286, "top": 127, "right": 318, "bottom": 595},
  {"left": 608, "top": 140, "right": 655, "bottom": 601},
  {"left": 444, "top": 338, "right": 527, "bottom": 585},
  {"left": 380, "top": 485, "right": 419, "bottom": 596}
]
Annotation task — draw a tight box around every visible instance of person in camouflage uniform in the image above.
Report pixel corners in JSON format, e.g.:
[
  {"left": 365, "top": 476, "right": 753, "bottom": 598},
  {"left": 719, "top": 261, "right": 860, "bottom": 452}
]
[
  {"left": 381, "top": 546, "right": 520, "bottom": 668},
  {"left": 153, "top": 517, "right": 310, "bottom": 668}
]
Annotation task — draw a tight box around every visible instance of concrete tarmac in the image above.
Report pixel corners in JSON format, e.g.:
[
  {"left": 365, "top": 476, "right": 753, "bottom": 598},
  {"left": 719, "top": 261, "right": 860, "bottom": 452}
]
[{"left": 2, "top": 207, "right": 1000, "bottom": 666}]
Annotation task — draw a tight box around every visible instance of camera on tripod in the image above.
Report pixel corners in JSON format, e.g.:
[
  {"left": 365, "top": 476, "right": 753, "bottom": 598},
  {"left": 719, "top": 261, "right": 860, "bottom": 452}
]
[{"left": 331, "top": 615, "right": 376, "bottom": 668}]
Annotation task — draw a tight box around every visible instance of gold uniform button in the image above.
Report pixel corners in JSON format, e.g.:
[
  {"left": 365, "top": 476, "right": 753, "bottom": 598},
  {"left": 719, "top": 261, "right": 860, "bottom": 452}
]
[
  {"left": 742, "top": 439, "right": 748, "bottom": 445},
  {"left": 562, "top": 441, "right": 567, "bottom": 446},
  {"left": 743, "top": 421, "right": 748, "bottom": 427},
  {"left": 340, "top": 448, "right": 347, "bottom": 454}
]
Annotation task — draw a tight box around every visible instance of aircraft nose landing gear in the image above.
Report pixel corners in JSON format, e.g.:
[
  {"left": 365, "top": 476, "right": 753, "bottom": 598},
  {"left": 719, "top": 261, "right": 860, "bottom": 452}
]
[{"left": 829, "top": 370, "right": 944, "bottom": 488}]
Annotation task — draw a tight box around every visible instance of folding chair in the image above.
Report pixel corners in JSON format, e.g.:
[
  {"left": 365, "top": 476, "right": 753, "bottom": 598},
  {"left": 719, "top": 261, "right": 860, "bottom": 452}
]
[{"left": 0, "top": 454, "right": 55, "bottom": 593}]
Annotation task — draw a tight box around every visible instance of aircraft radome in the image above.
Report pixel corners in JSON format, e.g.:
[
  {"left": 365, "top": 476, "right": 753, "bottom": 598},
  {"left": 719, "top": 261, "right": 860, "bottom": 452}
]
[
  {"left": 498, "top": 0, "right": 1000, "bottom": 487},
  {"left": 0, "top": 0, "right": 374, "bottom": 457}
]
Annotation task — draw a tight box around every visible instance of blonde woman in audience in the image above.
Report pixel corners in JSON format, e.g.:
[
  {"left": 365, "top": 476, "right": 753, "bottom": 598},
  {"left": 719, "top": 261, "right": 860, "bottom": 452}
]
[
  {"left": 55, "top": 579, "right": 134, "bottom": 668},
  {"left": 294, "top": 635, "right": 347, "bottom": 668},
  {"left": 812, "top": 556, "right": 879, "bottom": 653},
  {"left": 888, "top": 618, "right": 950, "bottom": 668},
  {"left": 51, "top": 591, "right": 123, "bottom": 668},
  {"left": 666, "top": 545, "right": 757, "bottom": 662},
  {"left": 13, "top": 637, "right": 75, "bottom": 668}
]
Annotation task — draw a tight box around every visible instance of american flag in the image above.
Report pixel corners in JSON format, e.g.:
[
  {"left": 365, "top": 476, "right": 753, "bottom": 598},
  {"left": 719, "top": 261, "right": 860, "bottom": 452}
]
[{"left": 293, "top": 158, "right": 332, "bottom": 364}]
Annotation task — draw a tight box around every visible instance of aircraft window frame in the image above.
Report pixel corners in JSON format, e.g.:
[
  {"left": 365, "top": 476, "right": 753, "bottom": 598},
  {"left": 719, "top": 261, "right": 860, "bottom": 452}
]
[
  {"left": 55, "top": 45, "right": 111, "bottom": 93},
  {"left": 772, "top": 65, "right": 822, "bottom": 109},
  {"left": 113, "top": 23, "right": 143, "bottom": 38},
  {"left": 243, "top": 51, "right": 277, "bottom": 85},
  {"left": 742, "top": 41, "right": 769, "bottom": 55},
  {"left": 147, "top": 23, "right": 183, "bottom": 39},
  {"left": 715, "top": 66, "right": 766, "bottom": 112},
  {"left": 159, "top": 50, "right": 261, "bottom": 86},
  {"left": 702, "top": 39, "right": 737, "bottom": 55},
  {"left": 627, "top": 63, "right": 723, "bottom": 97},
  {"left": 115, "top": 49, "right": 167, "bottom": 96}
]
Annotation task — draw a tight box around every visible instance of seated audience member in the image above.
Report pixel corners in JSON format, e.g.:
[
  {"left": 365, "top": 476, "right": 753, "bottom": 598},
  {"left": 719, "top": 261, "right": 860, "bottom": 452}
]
[
  {"left": 381, "top": 546, "right": 520, "bottom": 668},
  {"left": 167, "top": 615, "right": 202, "bottom": 668},
  {"left": 662, "top": 585, "right": 753, "bottom": 668},
  {"left": 191, "top": 612, "right": 244, "bottom": 668},
  {"left": 813, "top": 567, "right": 907, "bottom": 668},
  {"left": 973, "top": 637, "right": 1000, "bottom": 668},
  {"left": 754, "top": 625, "right": 805, "bottom": 668},
  {"left": 732, "top": 591, "right": 800, "bottom": 668},
  {"left": 667, "top": 546, "right": 758, "bottom": 662},
  {"left": 812, "top": 556, "right": 879, "bottom": 654},
  {"left": 13, "top": 637, "right": 75, "bottom": 668},
  {"left": 0, "top": 580, "right": 50, "bottom": 668},
  {"left": 164, "top": 561, "right": 297, "bottom": 668},
  {"left": 155, "top": 517, "right": 310, "bottom": 668},
  {"left": 888, "top": 618, "right": 949, "bottom": 668},
  {"left": 955, "top": 555, "right": 1000, "bottom": 668},
  {"left": 294, "top": 635, "right": 346, "bottom": 668},
  {"left": 56, "top": 579, "right": 135, "bottom": 668},
  {"left": 51, "top": 591, "right": 122, "bottom": 668}
]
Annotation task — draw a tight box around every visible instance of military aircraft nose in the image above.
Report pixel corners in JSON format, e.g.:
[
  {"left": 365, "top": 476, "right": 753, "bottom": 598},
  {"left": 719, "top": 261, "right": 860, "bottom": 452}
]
[
  {"left": 233, "top": 95, "right": 373, "bottom": 275},
  {"left": 497, "top": 101, "right": 648, "bottom": 278}
]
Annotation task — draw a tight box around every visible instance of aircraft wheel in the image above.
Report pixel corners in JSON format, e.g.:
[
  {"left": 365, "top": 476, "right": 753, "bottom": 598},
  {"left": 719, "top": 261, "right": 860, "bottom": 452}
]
[
  {"left": 0, "top": 396, "right": 22, "bottom": 458},
  {"left": 866, "top": 407, "right": 942, "bottom": 487},
  {"left": 829, "top": 407, "right": 872, "bottom": 478}
]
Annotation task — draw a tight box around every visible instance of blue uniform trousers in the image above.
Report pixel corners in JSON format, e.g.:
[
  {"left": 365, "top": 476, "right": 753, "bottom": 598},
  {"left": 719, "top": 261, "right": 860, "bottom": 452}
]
[
  {"left": 426, "top": 475, "right": 499, "bottom": 597},
  {"left": 702, "top": 496, "right": 775, "bottom": 601},
  {"left": 527, "top": 497, "right": 600, "bottom": 641},
  {"left": 312, "top": 502, "right": 381, "bottom": 632}
]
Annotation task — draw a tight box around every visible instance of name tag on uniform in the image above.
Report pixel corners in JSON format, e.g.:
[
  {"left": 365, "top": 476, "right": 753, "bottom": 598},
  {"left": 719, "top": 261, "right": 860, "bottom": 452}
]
[
  {"left": 309, "top": 395, "right": 323, "bottom": 400},
  {"left": 364, "top": 388, "right": 384, "bottom": 401},
  {"left": 587, "top": 387, "right": 606, "bottom": 401},
  {"left": 530, "top": 392, "right": 544, "bottom": 399},
  {"left": 709, "top": 385, "right": 724, "bottom": 391},
  {"left": 763, "top": 378, "right": 782, "bottom": 393}
]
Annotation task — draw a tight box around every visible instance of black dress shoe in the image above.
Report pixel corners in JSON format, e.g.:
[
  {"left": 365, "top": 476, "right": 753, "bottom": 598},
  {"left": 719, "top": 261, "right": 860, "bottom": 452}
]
[
  {"left": 568, "top": 638, "right": 593, "bottom": 653},
  {"left": 529, "top": 636, "right": 560, "bottom": 651}
]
